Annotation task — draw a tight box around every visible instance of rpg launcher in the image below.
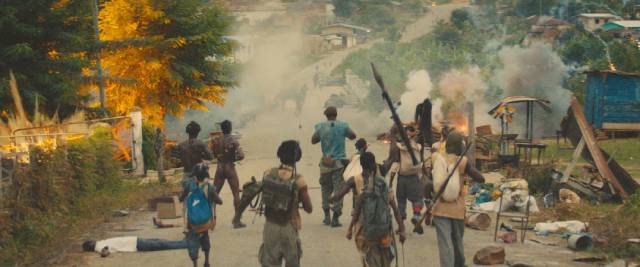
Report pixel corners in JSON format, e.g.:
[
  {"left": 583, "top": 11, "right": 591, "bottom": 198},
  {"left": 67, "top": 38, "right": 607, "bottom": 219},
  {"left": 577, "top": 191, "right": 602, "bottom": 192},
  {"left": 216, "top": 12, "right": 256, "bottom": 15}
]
[{"left": 371, "top": 63, "right": 419, "bottom": 166}]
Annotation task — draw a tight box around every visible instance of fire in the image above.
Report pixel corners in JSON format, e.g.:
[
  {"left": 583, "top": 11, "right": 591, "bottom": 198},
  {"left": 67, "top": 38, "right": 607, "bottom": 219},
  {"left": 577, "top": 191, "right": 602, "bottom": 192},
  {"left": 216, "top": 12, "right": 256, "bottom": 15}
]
[{"left": 446, "top": 112, "right": 469, "bottom": 135}]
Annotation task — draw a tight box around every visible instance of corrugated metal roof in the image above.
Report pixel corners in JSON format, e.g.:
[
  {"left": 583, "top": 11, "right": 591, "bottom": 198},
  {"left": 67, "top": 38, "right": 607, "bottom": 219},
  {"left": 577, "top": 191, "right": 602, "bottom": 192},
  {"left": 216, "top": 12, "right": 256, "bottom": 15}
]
[
  {"left": 579, "top": 13, "right": 620, "bottom": 18},
  {"left": 322, "top": 23, "right": 372, "bottom": 33},
  {"left": 488, "top": 96, "right": 552, "bottom": 115},
  {"left": 609, "top": 20, "right": 640, "bottom": 28}
]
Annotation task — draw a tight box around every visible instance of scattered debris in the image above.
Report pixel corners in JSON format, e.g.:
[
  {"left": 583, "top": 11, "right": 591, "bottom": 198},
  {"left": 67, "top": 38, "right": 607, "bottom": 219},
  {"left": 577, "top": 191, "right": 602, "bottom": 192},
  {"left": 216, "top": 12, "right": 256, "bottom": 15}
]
[
  {"left": 560, "top": 97, "right": 639, "bottom": 198},
  {"left": 594, "top": 236, "right": 609, "bottom": 246},
  {"left": 473, "top": 246, "right": 506, "bottom": 265},
  {"left": 559, "top": 189, "right": 581, "bottom": 204},
  {"left": 100, "top": 247, "right": 110, "bottom": 258},
  {"left": 534, "top": 220, "right": 587, "bottom": 234},
  {"left": 156, "top": 196, "right": 182, "bottom": 219},
  {"left": 500, "top": 231, "right": 518, "bottom": 243},
  {"left": 528, "top": 237, "right": 558, "bottom": 246},
  {"left": 505, "top": 262, "right": 533, "bottom": 267},
  {"left": 466, "top": 213, "right": 491, "bottom": 231},
  {"left": 568, "top": 234, "right": 593, "bottom": 251},
  {"left": 112, "top": 210, "right": 129, "bottom": 217},
  {"left": 573, "top": 254, "right": 607, "bottom": 263},
  {"left": 628, "top": 238, "right": 640, "bottom": 244}
]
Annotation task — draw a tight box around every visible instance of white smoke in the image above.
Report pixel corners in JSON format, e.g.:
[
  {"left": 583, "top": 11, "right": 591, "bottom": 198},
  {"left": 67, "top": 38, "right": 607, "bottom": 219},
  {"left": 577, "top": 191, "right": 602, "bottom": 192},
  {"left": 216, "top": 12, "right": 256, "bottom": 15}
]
[
  {"left": 494, "top": 43, "right": 572, "bottom": 136},
  {"left": 439, "top": 65, "right": 487, "bottom": 104},
  {"left": 398, "top": 70, "right": 434, "bottom": 121}
]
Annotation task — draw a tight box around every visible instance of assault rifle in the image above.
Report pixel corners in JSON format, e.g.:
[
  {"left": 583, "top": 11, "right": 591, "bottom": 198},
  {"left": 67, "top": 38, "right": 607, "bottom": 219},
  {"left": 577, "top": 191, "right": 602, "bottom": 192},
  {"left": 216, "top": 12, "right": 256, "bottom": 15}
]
[{"left": 371, "top": 63, "right": 419, "bottom": 166}]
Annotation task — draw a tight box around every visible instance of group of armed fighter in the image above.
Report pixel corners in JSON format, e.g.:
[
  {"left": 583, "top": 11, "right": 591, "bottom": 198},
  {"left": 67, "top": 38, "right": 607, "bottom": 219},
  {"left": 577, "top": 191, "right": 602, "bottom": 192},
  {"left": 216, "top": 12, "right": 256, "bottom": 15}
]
[{"left": 173, "top": 101, "right": 484, "bottom": 267}]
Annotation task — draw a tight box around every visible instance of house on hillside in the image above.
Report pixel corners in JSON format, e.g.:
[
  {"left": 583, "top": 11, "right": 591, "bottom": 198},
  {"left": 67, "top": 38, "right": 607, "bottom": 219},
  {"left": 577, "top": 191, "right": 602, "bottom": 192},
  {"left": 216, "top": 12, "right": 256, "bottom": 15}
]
[
  {"left": 602, "top": 20, "right": 640, "bottom": 38},
  {"left": 584, "top": 71, "right": 640, "bottom": 132},
  {"left": 578, "top": 13, "right": 621, "bottom": 32},
  {"left": 524, "top": 16, "right": 572, "bottom": 45},
  {"left": 321, "top": 23, "right": 371, "bottom": 49}
]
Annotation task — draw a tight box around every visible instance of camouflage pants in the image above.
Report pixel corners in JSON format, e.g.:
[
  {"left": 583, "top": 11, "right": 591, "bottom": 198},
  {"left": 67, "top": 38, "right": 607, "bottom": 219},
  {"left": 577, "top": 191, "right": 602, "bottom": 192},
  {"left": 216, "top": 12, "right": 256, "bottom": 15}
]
[
  {"left": 319, "top": 167, "right": 344, "bottom": 214},
  {"left": 259, "top": 220, "right": 302, "bottom": 267}
]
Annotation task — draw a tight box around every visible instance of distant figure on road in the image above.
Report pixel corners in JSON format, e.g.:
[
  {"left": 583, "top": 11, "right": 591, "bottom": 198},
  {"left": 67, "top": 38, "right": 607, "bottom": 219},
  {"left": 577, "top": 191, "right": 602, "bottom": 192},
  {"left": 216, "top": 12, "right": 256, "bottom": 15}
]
[
  {"left": 211, "top": 120, "right": 246, "bottom": 228},
  {"left": 312, "top": 106, "right": 356, "bottom": 227},
  {"left": 332, "top": 152, "right": 406, "bottom": 267},
  {"left": 263, "top": 140, "right": 313, "bottom": 267}
]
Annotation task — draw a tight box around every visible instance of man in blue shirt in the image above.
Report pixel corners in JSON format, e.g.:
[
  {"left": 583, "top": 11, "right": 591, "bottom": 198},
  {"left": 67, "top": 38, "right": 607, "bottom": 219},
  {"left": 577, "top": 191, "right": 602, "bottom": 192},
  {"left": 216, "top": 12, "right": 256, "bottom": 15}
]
[{"left": 312, "top": 106, "right": 356, "bottom": 227}]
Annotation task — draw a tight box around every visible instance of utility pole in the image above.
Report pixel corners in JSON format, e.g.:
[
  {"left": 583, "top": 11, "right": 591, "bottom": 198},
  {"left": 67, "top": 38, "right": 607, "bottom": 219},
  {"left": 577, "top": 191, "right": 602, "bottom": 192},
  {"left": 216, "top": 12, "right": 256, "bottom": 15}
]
[
  {"left": 539, "top": 0, "right": 542, "bottom": 16},
  {"left": 466, "top": 101, "right": 476, "bottom": 168},
  {"left": 91, "top": 0, "right": 107, "bottom": 115}
]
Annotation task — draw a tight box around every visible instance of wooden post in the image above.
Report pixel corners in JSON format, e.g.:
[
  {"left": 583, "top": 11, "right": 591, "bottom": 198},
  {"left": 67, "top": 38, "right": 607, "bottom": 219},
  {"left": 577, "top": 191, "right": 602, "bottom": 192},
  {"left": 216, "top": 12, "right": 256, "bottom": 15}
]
[
  {"left": 155, "top": 128, "right": 166, "bottom": 183},
  {"left": 130, "top": 108, "right": 144, "bottom": 176},
  {"left": 570, "top": 97, "right": 628, "bottom": 198},
  {"left": 467, "top": 102, "right": 476, "bottom": 168}
]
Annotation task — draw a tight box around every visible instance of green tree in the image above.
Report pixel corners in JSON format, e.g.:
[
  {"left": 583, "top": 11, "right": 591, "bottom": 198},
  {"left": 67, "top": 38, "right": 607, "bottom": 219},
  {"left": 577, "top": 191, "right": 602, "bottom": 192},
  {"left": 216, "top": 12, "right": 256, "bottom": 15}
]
[
  {"left": 450, "top": 8, "right": 472, "bottom": 29},
  {"left": 559, "top": 29, "right": 607, "bottom": 67},
  {"left": 355, "top": 4, "right": 396, "bottom": 32},
  {"left": 515, "top": 0, "right": 558, "bottom": 17},
  {"left": 610, "top": 41, "right": 640, "bottom": 73},
  {"left": 100, "top": 0, "right": 236, "bottom": 126},
  {"left": 432, "top": 20, "right": 461, "bottom": 46},
  {"left": 333, "top": 0, "right": 354, "bottom": 17},
  {"left": 0, "top": 0, "right": 93, "bottom": 118}
]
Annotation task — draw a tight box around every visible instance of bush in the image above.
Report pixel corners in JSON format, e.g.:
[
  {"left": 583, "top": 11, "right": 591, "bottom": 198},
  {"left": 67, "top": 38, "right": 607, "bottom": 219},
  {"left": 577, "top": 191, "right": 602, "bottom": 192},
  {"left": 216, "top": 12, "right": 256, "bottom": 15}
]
[
  {"left": 0, "top": 127, "right": 125, "bottom": 266},
  {"left": 142, "top": 123, "right": 158, "bottom": 172}
]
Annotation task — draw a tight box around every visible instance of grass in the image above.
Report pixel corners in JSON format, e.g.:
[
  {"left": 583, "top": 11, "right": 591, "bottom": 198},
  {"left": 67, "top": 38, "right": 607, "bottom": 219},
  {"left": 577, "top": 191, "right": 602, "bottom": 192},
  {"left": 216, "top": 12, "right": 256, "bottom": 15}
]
[
  {"left": 0, "top": 128, "right": 177, "bottom": 267},
  {"left": 530, "top": 137, "right": 640, "bottom": 260},
  {"left": 539, "top": 137, "right": 640, "bottom": 179},
  {"left": 533, "top": 199, "right": 640, "bottom": 260}
]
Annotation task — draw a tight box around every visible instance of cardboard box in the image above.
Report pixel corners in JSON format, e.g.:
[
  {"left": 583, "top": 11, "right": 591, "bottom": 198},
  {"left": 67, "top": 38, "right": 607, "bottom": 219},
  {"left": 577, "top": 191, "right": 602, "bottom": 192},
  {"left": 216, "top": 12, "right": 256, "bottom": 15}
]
[
  {"left": 147, "top": 196, "right": 174, "bottom": 211},
  {"left": 157, "top": 195, "right": 182, "bottom": 219}
]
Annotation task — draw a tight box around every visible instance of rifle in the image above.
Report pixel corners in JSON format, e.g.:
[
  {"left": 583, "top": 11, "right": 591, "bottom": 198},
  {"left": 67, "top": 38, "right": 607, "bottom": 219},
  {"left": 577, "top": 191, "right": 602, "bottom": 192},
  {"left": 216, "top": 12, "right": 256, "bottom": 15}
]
[
  {"left": 413, "top": 141, "right": 473, "bottom": 234},
  {"left": 371, "top": 63, "right": 419, "bottom": 166}
]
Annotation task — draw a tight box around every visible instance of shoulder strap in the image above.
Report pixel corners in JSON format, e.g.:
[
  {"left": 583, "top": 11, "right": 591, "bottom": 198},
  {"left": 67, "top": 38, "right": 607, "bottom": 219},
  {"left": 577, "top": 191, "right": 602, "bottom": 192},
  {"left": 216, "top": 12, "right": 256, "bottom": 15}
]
[{"left": 354, "top": 174, "right": 364, "bottom": 194}]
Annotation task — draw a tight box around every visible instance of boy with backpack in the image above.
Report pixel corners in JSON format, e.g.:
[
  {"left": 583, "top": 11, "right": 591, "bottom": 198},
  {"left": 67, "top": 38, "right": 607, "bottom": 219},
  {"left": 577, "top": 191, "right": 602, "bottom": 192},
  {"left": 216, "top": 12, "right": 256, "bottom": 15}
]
[
  {"left": 430, "top": 132, "right": 484, "bottom": 267},
  {"left": 181, "top": 163, "right": 223, "bottom": 267},
  {"left": 333, "top": 152, "right": 406, "bottom": 267}
]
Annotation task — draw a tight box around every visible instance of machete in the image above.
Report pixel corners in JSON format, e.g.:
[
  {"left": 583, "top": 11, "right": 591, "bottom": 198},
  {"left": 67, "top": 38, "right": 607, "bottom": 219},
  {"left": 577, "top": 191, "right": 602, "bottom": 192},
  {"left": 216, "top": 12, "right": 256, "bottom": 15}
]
[{"left": 371, "top": 63, "right": 419, "bottom": 165}]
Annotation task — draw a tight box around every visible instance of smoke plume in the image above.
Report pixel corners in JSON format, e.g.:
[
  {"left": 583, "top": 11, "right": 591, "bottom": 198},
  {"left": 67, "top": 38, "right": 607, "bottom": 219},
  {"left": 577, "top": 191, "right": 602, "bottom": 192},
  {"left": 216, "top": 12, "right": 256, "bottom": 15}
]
[{"left": 494, "top": 43, "right": 572, "bottom": 136}]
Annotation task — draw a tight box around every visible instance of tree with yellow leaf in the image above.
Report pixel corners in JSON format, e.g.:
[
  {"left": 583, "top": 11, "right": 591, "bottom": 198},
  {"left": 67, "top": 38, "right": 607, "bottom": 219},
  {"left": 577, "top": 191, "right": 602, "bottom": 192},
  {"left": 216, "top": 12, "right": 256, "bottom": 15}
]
[{"left": 100, "top": 0, "right": 235, "bottom": 126}]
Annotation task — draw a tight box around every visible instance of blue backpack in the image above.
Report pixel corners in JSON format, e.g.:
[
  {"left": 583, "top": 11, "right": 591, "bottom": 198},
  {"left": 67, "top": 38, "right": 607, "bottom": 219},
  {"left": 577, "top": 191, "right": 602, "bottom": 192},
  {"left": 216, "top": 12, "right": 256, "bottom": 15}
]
[{"left": 187, "top": 183, "right": 213, "bottom": 232}]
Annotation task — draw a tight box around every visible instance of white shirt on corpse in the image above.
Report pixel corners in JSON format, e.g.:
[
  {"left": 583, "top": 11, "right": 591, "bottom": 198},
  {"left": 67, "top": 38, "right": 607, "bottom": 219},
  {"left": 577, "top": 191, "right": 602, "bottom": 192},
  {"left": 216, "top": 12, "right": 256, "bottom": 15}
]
[{"left": 94, "top": 236, "right": 138, "bottom": 253}]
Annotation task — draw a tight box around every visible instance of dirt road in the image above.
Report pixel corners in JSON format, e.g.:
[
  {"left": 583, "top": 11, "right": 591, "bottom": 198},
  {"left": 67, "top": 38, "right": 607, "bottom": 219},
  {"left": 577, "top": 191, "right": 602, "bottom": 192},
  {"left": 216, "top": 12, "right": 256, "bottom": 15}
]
[
  {"left": 75, "top": 140, "right": 584, "bottom": 267},
  {"left": 72, "top": 3, "right": 585, "bottom": 267}
]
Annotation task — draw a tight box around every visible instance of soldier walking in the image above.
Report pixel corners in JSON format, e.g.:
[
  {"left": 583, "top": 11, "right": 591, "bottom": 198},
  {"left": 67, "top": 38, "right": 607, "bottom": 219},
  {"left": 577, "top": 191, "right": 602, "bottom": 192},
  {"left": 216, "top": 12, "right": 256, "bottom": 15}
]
[
  {"left": 211, "top": 120, "right": 246, "bottom": 228},
  {"left": 263, "top": 140, "right": 314, "bottom": 267},
  {"left": 312, "top": 106, "right": 356, "bottom": 227}
]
